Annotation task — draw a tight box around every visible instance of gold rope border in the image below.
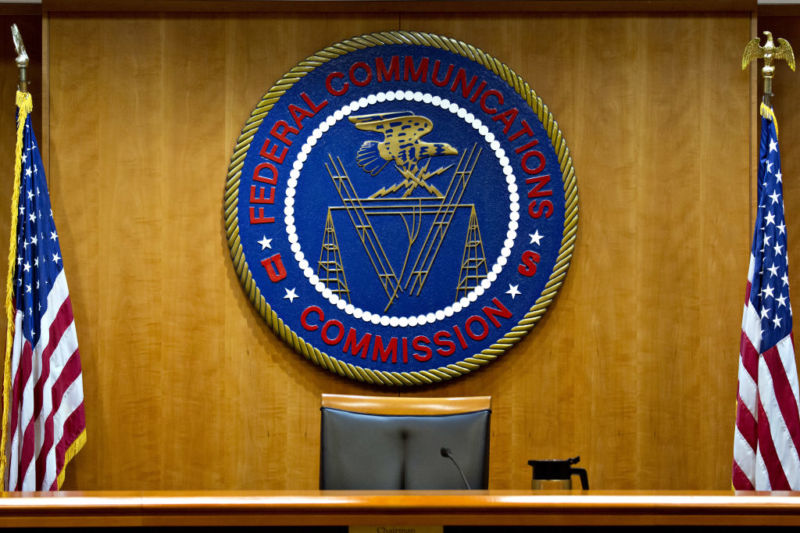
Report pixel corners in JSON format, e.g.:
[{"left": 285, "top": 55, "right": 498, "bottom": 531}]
[{"left": 223, "top": 31, "right": 579, "bottom": 387}]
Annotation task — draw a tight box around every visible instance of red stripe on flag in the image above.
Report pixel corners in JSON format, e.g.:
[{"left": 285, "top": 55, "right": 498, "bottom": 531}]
[
  {"left": 756, "top": 397, "right": 792, "bottom": 490},
  {"left": 34, "top": 346, "right": 81, "bottom": 489},
  {"left": 745, "top": 280, "right": 752, "bottom": 303},
  {"left": 740, "top": 329, "right": 759, "bottom": 381},
  {"left": 761, "top": 342, "right": 800, "bottom": 456},
  {"left": 14, "top": 340, "right": 34, "bottom": 491},
  {"left": 736, "top": 391, "right": 758, "bottom": 450},
  {"left": 50, "top": 401, "right": 85, "bottom": 491},
  {"left": 32, "top": 296, "right": 77, "bottom": 422},
  {"left": 732, "top": 460, "right": 755, "bottom": 490}
]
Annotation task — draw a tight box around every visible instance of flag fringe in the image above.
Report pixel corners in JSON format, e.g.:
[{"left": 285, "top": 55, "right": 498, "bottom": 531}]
[
  {"left": 760, "top": 102, "right": 779, "bottom": 138},
  {"left": 56, "top": 428, "right": 86, "bottom": 489},
  {"left": 0, "top": 91, "right": 33, "bottom": 490}
]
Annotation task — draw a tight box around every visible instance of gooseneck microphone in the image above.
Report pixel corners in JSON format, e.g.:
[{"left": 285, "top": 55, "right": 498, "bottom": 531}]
[{"left": 440, "top": 447, "right": 472, "bottom": 490}]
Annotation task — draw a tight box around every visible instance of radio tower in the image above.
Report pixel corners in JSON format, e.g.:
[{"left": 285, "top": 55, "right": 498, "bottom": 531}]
[
  {"left": 455, "top": 206, "right": 487, "bottom": 300},
  {"left": 317, "top": 210, "right": 351, "bottom": 303}
]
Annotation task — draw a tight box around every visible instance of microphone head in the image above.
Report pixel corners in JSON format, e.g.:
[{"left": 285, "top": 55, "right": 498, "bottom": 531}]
[{"left": 441, "top": 447, "right": 451, "bottom": 457}]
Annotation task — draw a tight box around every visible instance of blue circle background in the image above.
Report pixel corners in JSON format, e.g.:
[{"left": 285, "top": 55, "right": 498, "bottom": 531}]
[{"left": 235, "top": 43, "right": 567, "bottom": 374}]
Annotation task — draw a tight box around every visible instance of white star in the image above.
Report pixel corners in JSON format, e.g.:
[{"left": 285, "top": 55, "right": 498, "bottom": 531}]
[
  {"left": 30, "top": 235, "right": 37, "bottom": 246},
  {"left": 25, "top": 284, "right": 31, "bottom": 294},
  {"left": 52, "top": 252, "right": 61, "bottom": 264},
  {"left": 767, "top": 263, "right": 780, "bottom": 277},
  {"left": 765, "top": 212, "right": 776, "bottom": 226},
  {"left": 766, "top": 161, "right": 774, "bottom": 174},
  {"left": 774, "top": 243, "right": 784, "bottom": 256},
  {"left": 773, "top": 315, "right": 783, "bottom": 328},
  {"left": 776, "top": 171, "right": 783, "bottom": 183},
  {"left": 761, "top": 307, "right": 770, "bottom": 319},
  {"left": 763, "top": 234, "right": 772, "bottom": 246},
  {"left": 762, "top": 284, "right": 775, "bottom": 299},
  {"left": 769, "top": 191, "right": 781, "bottom": 204},
  {"left": 783, "top": 273, "right": 790, "bottom": 287},
  {"left": 778, "top": 222, "right": 787, "bottom": 235},
  {"left": 33, "top": 257, "right": 38, "bottom": 267},
  {"left": 769, "top": 139, "right": 778, "bottom": 152},
  {"left": 258, "top": 236, "right": 273, "bottom": 250},
  {"left": 777, "top": 294, "right": 788, "bottom": 308},
  {"left": 23, "top": 262, "right": 30, "bottom": 272},
  {"left": 284, "top": 288, "right": 298, "bottom": 303},
  {"left": 27, "top": 190, "right": 33, "bottom": 200},
  {"left": 20, "top": 154, "right": 26, "bottom": 163},
  {"left": 529, "top": 231, "right": 543, "bottom": 246},
  {"left": 50, "top": 231, "right": 57, "bottom": 241},
  {"left": 29, "top": 212, "right": 36, "bottom": 223},
  {"left": 24, "top": 168, "right": 31, "bottom": 177},
  {"left": 506, "top": 284, "right": 521, "bottom": 299}
]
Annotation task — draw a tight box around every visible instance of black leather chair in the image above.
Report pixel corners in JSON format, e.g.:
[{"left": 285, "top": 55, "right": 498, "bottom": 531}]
[{"left": 320, "top": 394, "right": 491, "bottom": 490}]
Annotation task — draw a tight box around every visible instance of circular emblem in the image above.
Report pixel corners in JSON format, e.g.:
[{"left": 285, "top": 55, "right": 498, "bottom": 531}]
[{"left": 225, "top": 32, "right": 578, "bottom": 386}]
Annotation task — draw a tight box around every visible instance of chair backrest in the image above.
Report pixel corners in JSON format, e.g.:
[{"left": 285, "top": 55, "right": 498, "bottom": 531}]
[{"left": 320, "top": 394, "right": 491, "bottom": 490}]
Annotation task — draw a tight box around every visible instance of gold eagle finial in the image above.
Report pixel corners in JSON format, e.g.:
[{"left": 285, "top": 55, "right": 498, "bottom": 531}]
[{"left": 742, "top": 31, "right": 795, "bottom": 72}]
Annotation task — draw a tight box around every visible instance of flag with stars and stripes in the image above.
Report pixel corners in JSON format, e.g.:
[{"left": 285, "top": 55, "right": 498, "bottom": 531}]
[
  {"left": 1, "top": 91, "right": 86, "bottom": 491},
  {"left": 733, "top": 103, "right": 800, "bottom": 491}
]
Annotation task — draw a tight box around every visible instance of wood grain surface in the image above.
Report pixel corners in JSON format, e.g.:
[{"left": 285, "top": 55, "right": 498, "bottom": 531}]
[
  {"left": 1, "top": 490, "right": 800, "bottom": 527},
  {"left": 23, "top": 4, "right": 756, "bottom": 491}
]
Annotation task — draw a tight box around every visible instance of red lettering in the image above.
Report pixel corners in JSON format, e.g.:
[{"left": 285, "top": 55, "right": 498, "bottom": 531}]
[
  {"left": 483, "top": 297, "right": 512, "bottom": 328},
  {"left": 300, "top": 91, "right": 328, "bottom": 114},
  {"left": 260, "top": 137, "right": 289, "bottom": 162},
  {"left": 402, "top": 337, "right": 408, "bottom": 364},
  {"left": 508, "top": 119, "right": 534, "bottom": 142},
  {"left": 249, "top": 185, "right": 275, "bottom": 204},
  {"left": 269, "top": 121, "right": 298, "bottom": 148},
  {"left": 321, "top": 319, "right": 345, "bottom": 346},
  {"left": 480, "top": 89, "right": 503, "bottom": 114},
  {"left": 404, "top": 56, "right": 429, "bottom": 82},
  {"left": 412, "top": 335, "right": 432, "bottom": 362},
  {"left": 465, "top": 315, "right": 489, "bottom": 341},
  {"left": 249, "top": 207, "right": 275, "bottom": 224},
  {"left": 450, "top": 68, "right": 478, "bottom": 99},
  {"left": 349, "top": 61, "right": 373, "bottom": 87},
  {"left": 433, "top": 331, "right": 455, "bottom": 357},
  {"left": 432, "top": 60, "right": 454, "bottom": 87},
  {"left": 261, "top": 253, "right": 286, "bottom": 281},
  {"left": 522, "top": 150, "right": 546, "bottom": 175},
  {"left": 525, "top": 174, "right": 552, "bottom": 198},
  {"left": 300, "top": 306, "right": 323, "bottom": 331},
  {"left": 343, "top": 328, "right": 372, "bottom": 359},
  {"left": 515, "top": 139, "right": 539, "bottom": 154},
  {"left": 372, "top": 335, "right": 398, "bottom": 363},
  {"left": 528, "top": 200, "right": 554, "bottom": 219},
  {"left": 452, "top": 325, "right": 469, "bottom": 350},
  {"left": 252, "top": 162, "right": 278, "bottom": 185},
  {"left": 325, "top": 71, "right": 349, "bottom": 96},
  {"left": 287, "top": 105, "right": 313, "bottom": 131},
  {"left": 469, "top": 80, "right": 487, "bottom": 103},
  {"left": 492, "top": 107, "right": 518, "bottom": 135},
  {"left": 518, "top": 250, "right": 540, "bottom": 277},
  {"left": 376, "top": 56, "right": 400, "bottom": 82}
]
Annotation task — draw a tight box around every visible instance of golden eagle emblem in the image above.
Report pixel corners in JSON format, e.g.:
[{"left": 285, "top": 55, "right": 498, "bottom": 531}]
[
  {"left": 742, "top": 31, "right": 795, "bottom": 72},
  {"left": 349, "top": 111, "right": 458, "bottom": 198}
]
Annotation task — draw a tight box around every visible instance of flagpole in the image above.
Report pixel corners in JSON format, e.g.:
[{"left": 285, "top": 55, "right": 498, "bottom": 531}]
[
  {"left": 1, "top": 24, "right": 32, "bottom": 491},
  {"left": 742, "top": 31, "right": 796, "bottom": 113}
]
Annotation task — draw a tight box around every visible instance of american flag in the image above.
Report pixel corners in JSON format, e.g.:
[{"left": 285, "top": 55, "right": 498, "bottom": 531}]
[
  {"left": 1, "top": 93, "right": 86, "bottom": 490},
  {"left": 733, "top": 103, "right": 800, "bottom": 490}
]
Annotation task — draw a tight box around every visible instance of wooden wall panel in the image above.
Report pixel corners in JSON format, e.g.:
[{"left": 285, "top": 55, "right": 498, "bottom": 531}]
[{"left": 40, "top": 8, "right": 752, "bottom": 491}]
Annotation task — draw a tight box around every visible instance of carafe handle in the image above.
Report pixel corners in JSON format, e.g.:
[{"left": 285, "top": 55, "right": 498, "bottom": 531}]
[{"left": 570, "top": 467, "right": 589, "bottom": 490}]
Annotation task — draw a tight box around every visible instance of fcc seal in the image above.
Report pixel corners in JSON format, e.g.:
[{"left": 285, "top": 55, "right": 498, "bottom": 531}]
[{"left": 225, "top": 32, "right": 578, "bottom": 386}]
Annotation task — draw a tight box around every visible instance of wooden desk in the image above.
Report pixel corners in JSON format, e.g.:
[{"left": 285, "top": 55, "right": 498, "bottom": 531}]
[{"left": 0, "top": 491, "right": 799, "bottom": 527}]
